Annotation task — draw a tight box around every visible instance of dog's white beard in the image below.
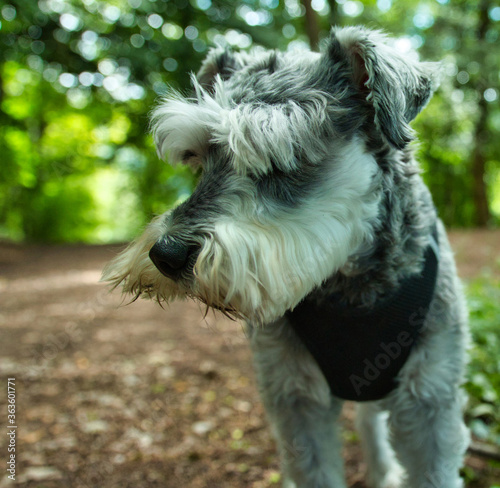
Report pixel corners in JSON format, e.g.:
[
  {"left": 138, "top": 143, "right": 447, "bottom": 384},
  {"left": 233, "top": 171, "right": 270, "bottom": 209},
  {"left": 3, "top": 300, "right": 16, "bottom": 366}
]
[
  {"left": 103, "top": 212, "right": 373, "bottom": 323},
  {"left": 102, "top": 140, "right": 380, "bottom": 324},
  {"left": 102, "top": 215, "right": 185, "bottom": 302},
  {"left": 195, "top": 217, "right": 365, "bottom": 323}
]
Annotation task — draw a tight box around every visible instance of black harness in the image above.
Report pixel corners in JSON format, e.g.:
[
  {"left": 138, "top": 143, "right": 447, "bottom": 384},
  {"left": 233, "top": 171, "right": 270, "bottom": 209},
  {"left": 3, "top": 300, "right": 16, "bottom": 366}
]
[{"left": 286, "top": 226, "right": 439, "bottom": 402}]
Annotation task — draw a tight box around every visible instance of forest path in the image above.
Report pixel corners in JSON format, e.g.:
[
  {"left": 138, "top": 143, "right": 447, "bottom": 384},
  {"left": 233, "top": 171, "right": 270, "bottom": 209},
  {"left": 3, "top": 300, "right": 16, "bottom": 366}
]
[{"left": 0, "top": 230, "right": 498, "bottom": 487}]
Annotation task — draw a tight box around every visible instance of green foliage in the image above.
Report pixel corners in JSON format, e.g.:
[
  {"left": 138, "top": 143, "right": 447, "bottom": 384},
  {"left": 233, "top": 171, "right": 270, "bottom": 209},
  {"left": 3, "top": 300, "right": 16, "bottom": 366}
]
[
  {"left": 465, "top": 277, "right": 500, "bottom": 446},
  {"left": 0, "top": 0, "right": 499, "bottom": 242}
]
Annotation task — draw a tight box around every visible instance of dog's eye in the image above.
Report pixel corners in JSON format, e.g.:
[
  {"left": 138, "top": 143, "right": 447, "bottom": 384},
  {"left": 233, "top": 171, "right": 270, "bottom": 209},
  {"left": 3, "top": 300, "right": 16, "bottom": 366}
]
[
  {"left": 181, "top": 150, "right": 202, "bottom": 171},
  {"left": 182, "top": 150, "right": 197, "bottom": 161}
]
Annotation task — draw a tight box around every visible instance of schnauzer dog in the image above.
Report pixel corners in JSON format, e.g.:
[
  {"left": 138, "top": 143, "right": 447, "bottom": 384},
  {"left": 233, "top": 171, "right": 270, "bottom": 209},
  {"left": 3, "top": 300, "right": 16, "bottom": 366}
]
[{"left": 104, "top": 26, "right": 469, "bottom": 488}]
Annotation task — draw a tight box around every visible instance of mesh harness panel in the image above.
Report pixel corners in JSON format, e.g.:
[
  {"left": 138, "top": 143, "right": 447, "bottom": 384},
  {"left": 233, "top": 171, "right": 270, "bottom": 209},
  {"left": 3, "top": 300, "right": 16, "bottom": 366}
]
[{"left": 286, "top": 225, "right": 439, "bottom": 401}]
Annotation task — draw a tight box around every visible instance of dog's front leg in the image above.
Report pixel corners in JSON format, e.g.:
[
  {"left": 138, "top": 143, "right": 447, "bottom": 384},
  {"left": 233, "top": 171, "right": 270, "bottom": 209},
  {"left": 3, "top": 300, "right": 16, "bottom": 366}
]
[
  {"left": 248, "top": 318, "right": 347, "bottom": 488},
  {"left": 386, "top": 330, "right": 469, "bottom": 486},
  {"left": 355, "top": 402, "right": 404, "bottom": 488}
]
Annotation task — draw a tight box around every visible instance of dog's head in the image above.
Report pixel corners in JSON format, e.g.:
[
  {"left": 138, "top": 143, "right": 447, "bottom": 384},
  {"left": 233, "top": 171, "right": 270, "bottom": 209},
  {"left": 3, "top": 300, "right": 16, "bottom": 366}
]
[{"left": 102, "top": 27, "right": 440, "bottom": 324}]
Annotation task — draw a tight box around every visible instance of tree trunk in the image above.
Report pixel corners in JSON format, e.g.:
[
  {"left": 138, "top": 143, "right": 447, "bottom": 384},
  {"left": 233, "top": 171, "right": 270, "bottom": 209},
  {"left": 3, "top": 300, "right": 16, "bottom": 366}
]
[
  {"left": 301, "top": 0, "right": 320, "bottom": 51},
  {"left": 471, "top": 0, "right": 492, "bottom": 226},
  {"left": 327, "top": 0, "right": 340, "bottom": 26},
  {"left": 472, "top": 94, "right": 490, "bottom": 226}
]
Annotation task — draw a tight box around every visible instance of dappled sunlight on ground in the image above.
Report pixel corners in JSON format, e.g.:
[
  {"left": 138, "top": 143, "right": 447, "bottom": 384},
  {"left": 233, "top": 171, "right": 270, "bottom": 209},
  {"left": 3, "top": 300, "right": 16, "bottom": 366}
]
[{"left": 0, "top": 233, "right": 499, "bottom": 487}]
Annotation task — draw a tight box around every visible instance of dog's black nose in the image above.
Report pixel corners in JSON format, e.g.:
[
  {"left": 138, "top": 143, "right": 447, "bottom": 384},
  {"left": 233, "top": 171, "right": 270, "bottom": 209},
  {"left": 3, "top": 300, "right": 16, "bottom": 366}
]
[{"left": 149, "top": 238, "right": 192, "bottom": 280}]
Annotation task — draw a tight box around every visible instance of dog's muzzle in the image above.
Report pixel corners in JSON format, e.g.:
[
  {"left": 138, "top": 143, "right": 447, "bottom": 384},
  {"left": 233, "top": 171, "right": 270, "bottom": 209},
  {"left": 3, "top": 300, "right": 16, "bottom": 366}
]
[{"left": 149, "top": 237, "right": 198, "bottom": 281}]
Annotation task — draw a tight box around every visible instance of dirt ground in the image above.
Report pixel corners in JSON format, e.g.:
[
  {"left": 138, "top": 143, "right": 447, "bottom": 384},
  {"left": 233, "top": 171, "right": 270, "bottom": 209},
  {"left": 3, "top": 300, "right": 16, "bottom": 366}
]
[{"left": 0, "top": 230, "right": 499, "bottom": 488}]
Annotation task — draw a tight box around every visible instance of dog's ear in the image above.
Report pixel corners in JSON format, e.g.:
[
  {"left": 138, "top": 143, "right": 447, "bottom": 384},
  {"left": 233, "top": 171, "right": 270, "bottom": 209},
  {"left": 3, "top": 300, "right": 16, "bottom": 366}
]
[
  {"left": 327, "top": 27, "right": 441, "bottom": 149},
  {"left": 196, "top": 47, "right": 241, "bottom": 89}
]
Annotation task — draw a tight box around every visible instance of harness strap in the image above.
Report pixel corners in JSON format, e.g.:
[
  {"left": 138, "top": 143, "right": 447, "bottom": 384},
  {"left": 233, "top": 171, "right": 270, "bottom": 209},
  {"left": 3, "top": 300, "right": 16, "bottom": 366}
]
[{"left": 286, "top": 225, "right": 439, "bottom": 402}]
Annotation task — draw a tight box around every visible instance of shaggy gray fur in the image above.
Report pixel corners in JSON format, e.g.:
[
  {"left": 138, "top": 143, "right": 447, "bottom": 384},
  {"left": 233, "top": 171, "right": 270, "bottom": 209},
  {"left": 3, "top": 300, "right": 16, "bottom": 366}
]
[{"left": 104, "top": 26, "right": 469, "bottom": 488}]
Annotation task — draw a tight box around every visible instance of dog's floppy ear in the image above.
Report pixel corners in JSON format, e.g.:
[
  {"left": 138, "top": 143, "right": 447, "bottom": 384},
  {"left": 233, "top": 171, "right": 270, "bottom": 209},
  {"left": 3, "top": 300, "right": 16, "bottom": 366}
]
[
  {"left": 327, "top": 27, "right": 440, "bottom": 149},
  {"left": 196, "top": 47, "right": 241, "bottom": 89}
]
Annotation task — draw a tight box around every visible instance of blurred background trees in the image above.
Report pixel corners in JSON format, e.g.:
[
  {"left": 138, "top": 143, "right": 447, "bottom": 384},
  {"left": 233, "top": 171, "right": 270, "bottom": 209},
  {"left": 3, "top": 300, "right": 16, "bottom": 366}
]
[{"left": 1, "top": 0, "right": 499, "bottom": 243}]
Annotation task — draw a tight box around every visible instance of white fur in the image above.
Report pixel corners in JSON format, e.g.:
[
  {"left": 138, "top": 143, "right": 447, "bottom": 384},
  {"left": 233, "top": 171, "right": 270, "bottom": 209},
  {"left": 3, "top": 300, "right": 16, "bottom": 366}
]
[
  {"left": 152, "top": 76, "right": 343, "bottom": 176},
  {"left": 355, "top": 403, "right": 404, "bottom": 488},
  {"left": 194, "top": 139, "right": 380, "bottom": 323},
  {"left": 102, "top": 215, "right": 185, "bottom": 302},
  {"left": 103, "top": 138, "right": 380, "bottom": 324},
  {"left": 249, "top": 223, "right": 469, "bottom": 488},
  {"left": 151, "top": 83, "right": 222, "bottom": 164},
  {"left": 104, "top": 28, "right": 469, "bottom": 488},
  {"left": 249, "top": 317, "right": 347, "bottom": 488}
]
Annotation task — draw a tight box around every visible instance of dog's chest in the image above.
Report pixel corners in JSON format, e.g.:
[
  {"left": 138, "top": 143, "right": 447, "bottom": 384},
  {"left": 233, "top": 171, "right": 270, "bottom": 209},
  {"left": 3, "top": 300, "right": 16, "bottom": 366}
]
[{"left": 286, "top": 226, "right": 439, "bottom": 402}]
